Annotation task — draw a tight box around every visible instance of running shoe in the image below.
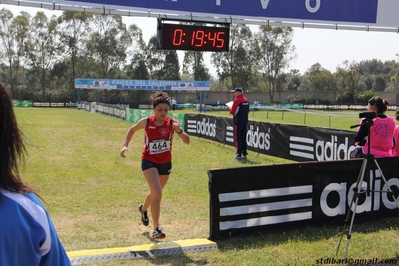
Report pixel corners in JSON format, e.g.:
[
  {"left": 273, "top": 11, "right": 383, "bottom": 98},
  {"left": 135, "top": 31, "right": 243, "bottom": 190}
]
[
  {"left": 234, "top": 155, "right": 243, "bottom": 160},
  {"left": 138, "top": 204, "right": 149, "bottom": 226},
  {"left": 152, "top": 227, "right": 166, "bottom": 240}
]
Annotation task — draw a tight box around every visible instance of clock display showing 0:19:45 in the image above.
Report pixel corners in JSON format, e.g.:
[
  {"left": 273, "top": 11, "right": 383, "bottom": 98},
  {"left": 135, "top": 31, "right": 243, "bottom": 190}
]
[
  {"left": 161, "top": 24, "right": 230, "bottom": 52},
  {"left": 174, "top": 29, "right": 225, "bottom": 48}
]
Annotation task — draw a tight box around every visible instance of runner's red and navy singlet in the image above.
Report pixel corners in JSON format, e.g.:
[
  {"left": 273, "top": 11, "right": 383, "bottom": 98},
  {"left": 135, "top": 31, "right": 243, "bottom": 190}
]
[{"left": 141, "top": 115, "right": 173, "bottom": 164}]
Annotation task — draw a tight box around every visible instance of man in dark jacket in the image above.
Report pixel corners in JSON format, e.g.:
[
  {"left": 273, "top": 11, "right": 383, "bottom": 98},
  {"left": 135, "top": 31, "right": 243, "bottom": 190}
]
[{"left": 229, "top": 87, "right": 250, "bottom": 160}]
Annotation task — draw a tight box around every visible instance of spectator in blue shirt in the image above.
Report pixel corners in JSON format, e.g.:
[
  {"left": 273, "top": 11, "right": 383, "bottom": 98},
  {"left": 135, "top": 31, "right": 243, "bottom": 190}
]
[{"left": 0, "top": 83, "right": 71, "bottom": 266}]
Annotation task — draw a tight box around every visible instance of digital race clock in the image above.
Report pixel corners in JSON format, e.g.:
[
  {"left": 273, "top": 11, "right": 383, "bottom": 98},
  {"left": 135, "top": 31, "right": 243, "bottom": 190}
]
[{"left": 158, "top": 22, "right": 230, "bottom": 52}]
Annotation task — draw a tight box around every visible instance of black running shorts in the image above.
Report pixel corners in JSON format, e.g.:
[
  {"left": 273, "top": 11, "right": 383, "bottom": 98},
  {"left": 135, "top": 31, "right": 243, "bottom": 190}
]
[{"left": 141, "top": 159, "right": 172, "bottom": 175}]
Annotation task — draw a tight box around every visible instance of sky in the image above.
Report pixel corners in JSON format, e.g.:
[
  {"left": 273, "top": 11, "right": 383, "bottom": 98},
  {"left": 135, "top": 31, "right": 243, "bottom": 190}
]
[{"left": 2, "top": 4, "right": 399, "bottom": 76}]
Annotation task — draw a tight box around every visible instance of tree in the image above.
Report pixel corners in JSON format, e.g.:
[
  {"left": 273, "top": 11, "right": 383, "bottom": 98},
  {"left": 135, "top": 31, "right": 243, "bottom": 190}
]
[
  {"left": 126, "top": 23, "right": 145, "bottom": 60},
  {"left": 211, "top": 24, "right": 254, "bottom": 91},
  {"left": 57, "top": 11, "right": 92, "bottom": 101},
  {"left": 285, "top": 70, "right": 302, "bottom": 91},
  {"left": 124, "top": 24, "right": 147, "bottom": 79},
  {"left": 358, "top": 59, "right": 387, "bottom": 75},
  {"left": 357, "top": 59, "right": 392, "bottom": 92},
  {"left": 145, "top": 35, "right": 167, "bottom": 79},
  {"left": 124, "top": 23, "right": 147, "bottom": 77},
  {"left": 335, "top": 60, "right": 361, "bottom": 103},
  {"left": 86, "top": 14, "right": 131, "bottom": 78},
  {"left": 0, "top": 8, "right": 13, "bottom": 72},
  {"left": 304, "top": 63, "right": 336, "bottom": 103},
  {"left": 183, "top": 51, "right": 210, "bottom": 81},
  {"left": 374, "top": 74, "right": 386, "bottom": 91},
  {"left": 126, "top": 56, "right": 149, "bottom": 80},
  {"left": 0, "top": 9, "right": 30, "bottom": 95},
  {"left": 24, "top": 12, "right": 60, "bottom": 101},
  {"left": 85, "top": 14, "right": 132, "bottom": 102},
  {"left": 253, "top": 25, "right": 295, "bottom": 102},
  {"left": 161, "top": 50, "right": 180, "bottom": 80},
  {"left": 388, "top": 55, "right": 399, "bottom": 103},
  {"left": 182, "top": 50, "right": 210, "bottom": 100},
  {"left": 180, "top": 22, "right": 210, "bottom": 83},
  {"left": 122, "top": 26, "right": 149, "bottom": 104}
]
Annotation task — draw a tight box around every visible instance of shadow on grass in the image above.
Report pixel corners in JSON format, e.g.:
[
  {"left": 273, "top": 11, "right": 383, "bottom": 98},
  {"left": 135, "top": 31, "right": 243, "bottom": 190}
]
[
  {"left": 234, "top": 158, "right": 262, "bottom": 165},
  {"left": 215, "top": 217, "right": 399, "bottom": 252},
  {"left": 131, "top": 254, "right": 210, "bottom": 266},
  {"left": 135, "top": 232, "right": 210, "bottom": 266}
]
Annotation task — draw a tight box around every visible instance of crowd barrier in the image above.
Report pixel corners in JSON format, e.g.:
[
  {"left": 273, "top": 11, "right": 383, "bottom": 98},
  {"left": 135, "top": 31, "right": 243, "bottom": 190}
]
[
  {"left": 78, "top": 101, "right": 398, "bottom": 240},
  {"left": 185, "top": 113, "right": 356, "bottom": 162},
  {"left": 208, "top": 157, "right": 399, "bottom": 240},
  {"left": 12, "top": 100, "right": 77, "bottom": 107},
  {"left": 78, "top": 101, "right": 186, "bottom": 129}
]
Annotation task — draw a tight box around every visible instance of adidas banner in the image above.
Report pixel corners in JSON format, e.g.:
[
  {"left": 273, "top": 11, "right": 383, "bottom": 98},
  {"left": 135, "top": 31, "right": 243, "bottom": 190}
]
[
  {"left": 208, "top": 157, "right": 399, "bottom": 240},
  {"left": 185, "top": 114, "right": 356, "bottom": 162}
]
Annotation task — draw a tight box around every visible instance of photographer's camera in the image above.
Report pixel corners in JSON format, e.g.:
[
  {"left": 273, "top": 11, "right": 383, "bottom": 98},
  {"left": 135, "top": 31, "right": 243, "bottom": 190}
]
[{"left": 359, "top": 112, "right": 377, "bottom": 119}]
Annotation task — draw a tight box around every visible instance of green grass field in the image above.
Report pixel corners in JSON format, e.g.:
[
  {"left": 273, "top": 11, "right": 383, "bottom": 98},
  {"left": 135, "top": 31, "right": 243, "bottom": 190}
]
[{"left": 15, "top": 108, "right": 399, "bottom": 266}]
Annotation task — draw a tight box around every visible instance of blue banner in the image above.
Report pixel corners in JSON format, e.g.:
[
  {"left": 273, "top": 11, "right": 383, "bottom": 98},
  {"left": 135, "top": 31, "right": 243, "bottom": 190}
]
[
  {"left": 75, "top": 79, "right": 210, "bottom": 91},
  {"left": 68, "top": 0, "right": 378, "bottom": 24}
]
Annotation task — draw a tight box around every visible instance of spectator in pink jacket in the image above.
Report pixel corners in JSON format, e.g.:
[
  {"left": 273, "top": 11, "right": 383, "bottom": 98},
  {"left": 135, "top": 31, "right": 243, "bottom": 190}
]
[
  {"left": 351, "top": 96, "right": 395, "bottom": 158},
  {"left": 391, "top": 108, "right": 399, "bottom": 156}
]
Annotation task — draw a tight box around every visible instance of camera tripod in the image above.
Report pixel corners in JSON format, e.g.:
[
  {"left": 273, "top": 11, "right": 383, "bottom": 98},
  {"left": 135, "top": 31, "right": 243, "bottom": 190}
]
[{"left": 336, "top": 117, "right": 399, "bottom": 262}]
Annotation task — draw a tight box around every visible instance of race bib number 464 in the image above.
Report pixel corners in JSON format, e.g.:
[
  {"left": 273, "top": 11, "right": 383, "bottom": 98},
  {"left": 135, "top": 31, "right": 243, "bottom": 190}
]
[{"left": 149, "top": 139, "right": 171, "bottom": 154}]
